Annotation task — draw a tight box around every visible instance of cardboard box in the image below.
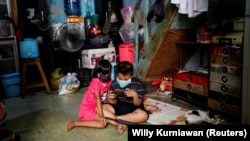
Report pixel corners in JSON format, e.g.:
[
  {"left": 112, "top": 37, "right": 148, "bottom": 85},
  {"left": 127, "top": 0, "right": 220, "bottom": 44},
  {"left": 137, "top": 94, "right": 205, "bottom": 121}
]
[{"left": 82, "top": 48, "right": 116, "bottom": 69}]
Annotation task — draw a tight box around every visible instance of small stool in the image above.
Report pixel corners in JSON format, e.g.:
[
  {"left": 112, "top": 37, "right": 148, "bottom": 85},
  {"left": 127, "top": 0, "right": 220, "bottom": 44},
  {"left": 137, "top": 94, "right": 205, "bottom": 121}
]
[{"left": 21, "top": 58, "right": 51, "bottom": 98}]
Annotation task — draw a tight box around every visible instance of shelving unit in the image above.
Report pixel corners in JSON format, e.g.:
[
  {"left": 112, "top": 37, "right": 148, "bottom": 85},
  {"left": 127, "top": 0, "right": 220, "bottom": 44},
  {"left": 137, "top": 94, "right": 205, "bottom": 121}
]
[
  {"left": 172, "top": 42, "right": 210, "bottom": 107},
  {"left": 173, "top": 41, "right": 243, "bottom": 118},
  {"left": 0, "top": 0, "right": 19, "bottom": 74},
  {"left": 208, "top": 44, "right": 243, "bottom": 117},
  {"left": 0, "top": 0, "right": 19, "bottom": 75},
  {"left": 0, "top": 36, "right": 19, "bottom": 75}
]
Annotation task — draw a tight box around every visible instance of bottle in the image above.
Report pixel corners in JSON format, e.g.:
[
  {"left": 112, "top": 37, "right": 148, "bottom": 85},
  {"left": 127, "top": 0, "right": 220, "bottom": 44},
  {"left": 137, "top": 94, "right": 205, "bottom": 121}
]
[
  {"left": 64, "top": 0, "right": 81, "bottom": 16},
  {"left": 111, "top": 65, "right": 115, "bottom": 81},
  {"left": 84, "top": 0, "right": 92, "bottom": 39}
]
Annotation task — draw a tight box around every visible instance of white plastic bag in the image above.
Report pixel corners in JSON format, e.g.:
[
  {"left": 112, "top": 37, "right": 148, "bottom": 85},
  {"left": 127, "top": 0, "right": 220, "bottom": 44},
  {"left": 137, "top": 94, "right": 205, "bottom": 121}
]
[{"left": 58, "top": 72, "right": 80, "bottom": 95}]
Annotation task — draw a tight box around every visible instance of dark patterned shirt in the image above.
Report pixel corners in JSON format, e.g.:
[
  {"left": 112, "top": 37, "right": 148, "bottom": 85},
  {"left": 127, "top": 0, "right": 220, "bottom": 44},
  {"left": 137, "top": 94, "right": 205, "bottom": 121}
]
[{"left": 110, "top": 77, "right": 145, "bottom": 104}]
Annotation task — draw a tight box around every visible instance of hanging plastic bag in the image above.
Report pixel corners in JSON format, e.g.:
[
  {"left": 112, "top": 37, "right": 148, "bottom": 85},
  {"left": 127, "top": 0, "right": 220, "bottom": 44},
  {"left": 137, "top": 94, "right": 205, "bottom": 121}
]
[{"left": 58, "top": 72, "right": 80, "bottom": 95}]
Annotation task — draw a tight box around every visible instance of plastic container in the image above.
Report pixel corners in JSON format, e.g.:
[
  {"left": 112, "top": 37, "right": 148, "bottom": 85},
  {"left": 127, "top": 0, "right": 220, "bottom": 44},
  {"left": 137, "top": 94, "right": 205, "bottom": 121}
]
[
  {"left": 19, "top": 38, "right": 39, "bottom": 59},
  {"left": 64, "top": 0, "right": 81, "bottom": 16},
  {"left": 50, "top": 78, "right": 60, "bottom": 90},
  {"left": 0, "top": 72, "right": 20, "bottom": 98},
  {"left": 51, "top": 68, "right": 64, "bottom": 79},
  {"left": 119, "top": 43, "right": 134, "bottom": 64},
  {"left": 121, "top": 5, "right": 135, "bottom": 23}
]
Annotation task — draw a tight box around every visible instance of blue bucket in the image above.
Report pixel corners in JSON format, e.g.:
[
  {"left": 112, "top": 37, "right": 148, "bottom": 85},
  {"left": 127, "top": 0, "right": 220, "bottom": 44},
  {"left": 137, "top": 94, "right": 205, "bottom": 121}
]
[
  {"left": 0, "top": 72, "right": 20, "bottom": 98},
  {"left": 19, "top": 38, "right": 39, "bottom": 59}
]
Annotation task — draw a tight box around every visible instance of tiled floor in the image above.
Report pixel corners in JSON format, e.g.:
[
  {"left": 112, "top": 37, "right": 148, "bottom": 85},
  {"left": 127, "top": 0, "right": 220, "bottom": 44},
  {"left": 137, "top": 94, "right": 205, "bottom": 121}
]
[{"left": 2, "top": 87, "right": 240, "bottom": 141}]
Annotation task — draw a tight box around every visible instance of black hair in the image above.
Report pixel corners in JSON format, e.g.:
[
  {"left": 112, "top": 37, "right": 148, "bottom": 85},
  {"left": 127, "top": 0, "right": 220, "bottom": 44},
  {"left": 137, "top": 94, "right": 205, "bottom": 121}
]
[
  {"left": 116, "top": 61, "right": 133, "bottom": 76},
  {"left": 92, "top": 59, "right": 112, "bottom": 78}
]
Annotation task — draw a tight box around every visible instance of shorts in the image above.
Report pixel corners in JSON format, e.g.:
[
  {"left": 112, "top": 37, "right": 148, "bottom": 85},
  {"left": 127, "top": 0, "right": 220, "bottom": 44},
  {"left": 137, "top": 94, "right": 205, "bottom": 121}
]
[{"left": 111, "top": 101, "right": 145, "bottom": 115}]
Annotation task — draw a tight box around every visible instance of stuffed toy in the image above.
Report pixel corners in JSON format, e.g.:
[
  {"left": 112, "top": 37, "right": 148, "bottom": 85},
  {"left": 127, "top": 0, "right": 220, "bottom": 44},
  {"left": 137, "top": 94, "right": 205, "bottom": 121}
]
[{"left": 151, "top": 75, "right": 173, "bottom": 93}]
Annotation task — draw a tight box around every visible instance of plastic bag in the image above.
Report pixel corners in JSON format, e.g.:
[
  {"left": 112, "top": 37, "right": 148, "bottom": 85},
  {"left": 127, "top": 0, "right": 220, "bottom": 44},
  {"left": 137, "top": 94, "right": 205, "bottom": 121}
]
[{"left": 58, "top": 72, "right": 80, "bottom": 95}]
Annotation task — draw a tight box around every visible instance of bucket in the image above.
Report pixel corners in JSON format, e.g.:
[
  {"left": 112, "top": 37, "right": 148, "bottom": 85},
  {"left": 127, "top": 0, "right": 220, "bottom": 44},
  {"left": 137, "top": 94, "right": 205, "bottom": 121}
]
[
  {"left": 0, "top": 72, "right": 20, "bottom": 98},
  {"left": 119, "top": 43, "right": 134, "bottom": 64},
  {"left": 19, "top": 38, "right": 39, "bottom": 59}
]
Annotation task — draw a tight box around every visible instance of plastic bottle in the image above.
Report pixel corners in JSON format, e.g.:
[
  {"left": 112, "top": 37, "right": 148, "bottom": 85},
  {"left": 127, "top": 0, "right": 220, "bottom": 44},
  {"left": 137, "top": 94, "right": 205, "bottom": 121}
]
[
  {"left": 64, "top": 0, "right": 81, "bottom": 16},
  {"left": 84, "top": 0, "right": 92, "bottom": 39},
  {"left": 111, "top": 65, "right": 115, "bottom": 81}
]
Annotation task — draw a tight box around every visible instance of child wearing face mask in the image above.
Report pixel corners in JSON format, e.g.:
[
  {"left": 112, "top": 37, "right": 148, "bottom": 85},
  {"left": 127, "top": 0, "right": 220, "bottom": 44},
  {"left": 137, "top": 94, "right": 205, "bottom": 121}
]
[
  {"left": 65, "top": 59, "right": 112, "bottom": 132},
  {"left": 103, "top": 61, "right": 149, "bottom": 134}
]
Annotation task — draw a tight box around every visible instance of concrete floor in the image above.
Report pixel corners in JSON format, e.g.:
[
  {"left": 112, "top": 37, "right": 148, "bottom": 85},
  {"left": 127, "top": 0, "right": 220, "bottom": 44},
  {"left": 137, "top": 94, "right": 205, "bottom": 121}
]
[{"left": 2, "top": 87, "right": 239, "bottom": 141}]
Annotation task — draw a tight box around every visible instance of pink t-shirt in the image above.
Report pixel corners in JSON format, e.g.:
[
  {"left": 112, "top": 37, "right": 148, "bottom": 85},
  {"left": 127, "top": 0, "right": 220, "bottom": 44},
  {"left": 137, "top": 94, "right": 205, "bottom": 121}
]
[{"left": 78, "top": 78, "right": 111, "bottom": 120}]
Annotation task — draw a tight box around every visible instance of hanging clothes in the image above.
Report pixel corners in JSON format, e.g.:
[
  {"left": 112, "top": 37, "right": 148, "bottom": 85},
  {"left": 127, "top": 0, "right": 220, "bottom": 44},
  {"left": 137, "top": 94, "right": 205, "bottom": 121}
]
[
  {"left": 171, "top": 0, "right": 208, "bottom": 18},
  {"left": 147, "top": 0, "right": 166, "bottom": 23}
]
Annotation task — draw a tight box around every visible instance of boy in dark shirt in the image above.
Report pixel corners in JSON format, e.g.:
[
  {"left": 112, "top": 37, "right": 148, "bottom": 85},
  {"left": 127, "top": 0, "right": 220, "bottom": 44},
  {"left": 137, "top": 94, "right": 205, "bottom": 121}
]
[{"left": 103, "top": 61, "right": 148, "bottom": 134}]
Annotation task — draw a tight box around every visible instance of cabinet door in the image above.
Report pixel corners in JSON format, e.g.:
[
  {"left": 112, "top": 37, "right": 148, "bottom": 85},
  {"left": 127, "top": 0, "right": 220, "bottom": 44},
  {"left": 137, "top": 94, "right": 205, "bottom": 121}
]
[{"left": 0, "top": 37, "right": 19, "bottom": 74}]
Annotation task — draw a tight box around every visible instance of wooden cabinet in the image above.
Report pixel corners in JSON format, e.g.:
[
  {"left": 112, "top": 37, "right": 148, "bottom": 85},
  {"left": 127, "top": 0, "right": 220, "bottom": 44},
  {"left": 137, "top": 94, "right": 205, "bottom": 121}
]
[
  {"left": 208, "top": 45, "right": 242, "bottom": 117},
  {"left": 173, "top": 41, "right": 243, "bottom": 118},
  {"left": 173, "top": 70, "right": 208, "bottom": 107},
  {"left": 172, "top": 42, "right": 209, "bottom": 107}
]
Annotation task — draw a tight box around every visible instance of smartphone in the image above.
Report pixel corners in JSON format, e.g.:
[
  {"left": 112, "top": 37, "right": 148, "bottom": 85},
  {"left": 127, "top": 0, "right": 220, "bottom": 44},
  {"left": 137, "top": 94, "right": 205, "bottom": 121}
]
[{"left": 111, "top": 89, "right": 126, "bottom": 95}]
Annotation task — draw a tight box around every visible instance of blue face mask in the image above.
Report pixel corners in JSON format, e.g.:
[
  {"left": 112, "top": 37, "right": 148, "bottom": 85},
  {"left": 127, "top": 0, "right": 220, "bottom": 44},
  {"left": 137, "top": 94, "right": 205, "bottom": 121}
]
[{"left": 116, "top": 77, "right": 131, "bottom": 88}]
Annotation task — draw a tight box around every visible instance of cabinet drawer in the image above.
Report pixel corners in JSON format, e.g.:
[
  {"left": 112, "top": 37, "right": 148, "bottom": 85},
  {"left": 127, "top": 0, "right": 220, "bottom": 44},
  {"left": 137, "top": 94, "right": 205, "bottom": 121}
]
[
  {"left": 208, "top": 90, "right": 241, "bottom": 105},
  {"left": 210, "top": 72, "right": 241, "bottom": 87},
  {"left": 211, "top": 46, "right": 242, "bottom": 57},
  {"left": 173, "top": 88, "right": 207, "bottom": 106},
  {"left": 173, "top": 70, "right": 208, "bottom": 87},
  {"left": 208, "top": 98, "right": 240, "bottom": 117},
  {"left": 210, "top": 64, "right": 242, "bottom": 75},
  {"left": 209, "top": 81, "right": 241, "bottom": 97},
  {"left": 174, "top": 79, "right": 208, "bottom": 96},
  {"left": 210, "top": 55, "right": 242, "bottom": 67}
]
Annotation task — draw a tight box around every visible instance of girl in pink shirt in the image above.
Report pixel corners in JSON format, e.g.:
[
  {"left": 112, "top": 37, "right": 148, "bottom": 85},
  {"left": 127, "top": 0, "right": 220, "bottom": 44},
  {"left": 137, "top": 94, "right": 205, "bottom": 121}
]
[{"left": 65, "top": 59, "right": 112, "bottom": 131}]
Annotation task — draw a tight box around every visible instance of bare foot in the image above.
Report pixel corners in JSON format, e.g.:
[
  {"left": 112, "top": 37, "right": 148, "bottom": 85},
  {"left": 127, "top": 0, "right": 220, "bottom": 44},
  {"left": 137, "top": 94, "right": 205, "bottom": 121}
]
[
  {"left": 117, "top": 123, "right": 127, "bottom": 134},
  {"left": 65, "top": 121, "right": 76, "bottom": 132}
]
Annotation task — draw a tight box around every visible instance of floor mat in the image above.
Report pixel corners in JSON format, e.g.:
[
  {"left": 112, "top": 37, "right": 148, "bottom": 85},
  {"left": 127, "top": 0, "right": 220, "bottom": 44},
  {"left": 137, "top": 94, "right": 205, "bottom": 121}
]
[{"left": 143, "top": 97, "right": 190, "bottom": 125}]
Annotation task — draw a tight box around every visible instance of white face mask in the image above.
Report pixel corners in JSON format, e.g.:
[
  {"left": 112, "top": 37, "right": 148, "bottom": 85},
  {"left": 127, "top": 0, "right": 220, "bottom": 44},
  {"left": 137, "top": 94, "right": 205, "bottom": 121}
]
[{"left": 116, "top": 77, "right": 131, "bottom": 88}]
